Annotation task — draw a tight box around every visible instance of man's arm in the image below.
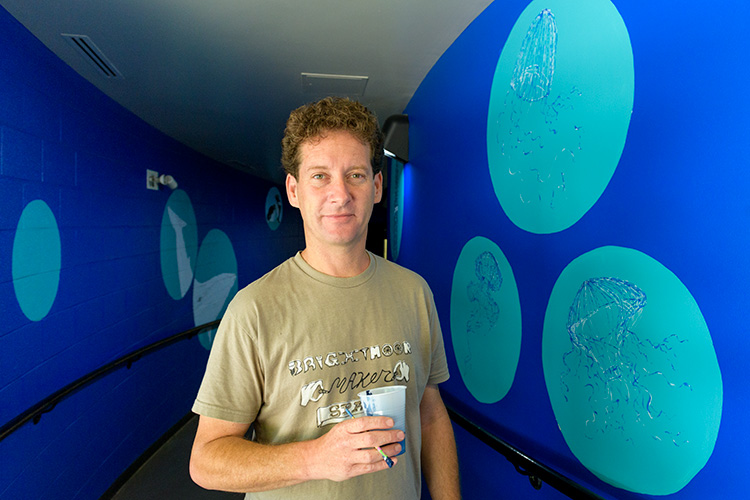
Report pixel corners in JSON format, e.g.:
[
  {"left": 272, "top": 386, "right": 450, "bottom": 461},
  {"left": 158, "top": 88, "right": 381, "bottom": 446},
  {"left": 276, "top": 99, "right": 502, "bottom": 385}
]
[
  {"left": 420, "top": 384, "right": 461, "bottom": 499},
  {"left": 189, "top": 414, "right": 404, "bottom": 493}
]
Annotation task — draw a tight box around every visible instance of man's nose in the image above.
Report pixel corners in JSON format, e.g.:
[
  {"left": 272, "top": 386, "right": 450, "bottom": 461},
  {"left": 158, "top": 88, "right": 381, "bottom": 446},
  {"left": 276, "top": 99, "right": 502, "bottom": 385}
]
[{"left": 328, "top": 177, "right": 352, "bottom": 203}]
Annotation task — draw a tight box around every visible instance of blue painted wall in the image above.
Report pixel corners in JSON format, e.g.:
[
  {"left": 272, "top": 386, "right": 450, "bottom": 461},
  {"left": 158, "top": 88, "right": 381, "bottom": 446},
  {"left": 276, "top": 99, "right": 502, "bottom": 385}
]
[
  {"left": 399, "top": 0, "right": 746, "bottom": 498},
  {"left": 2, "top": 0, "right": 746, "bottom": 498},
  {"left": 0, "top": 6, "right": 303, "bottom": 499}
]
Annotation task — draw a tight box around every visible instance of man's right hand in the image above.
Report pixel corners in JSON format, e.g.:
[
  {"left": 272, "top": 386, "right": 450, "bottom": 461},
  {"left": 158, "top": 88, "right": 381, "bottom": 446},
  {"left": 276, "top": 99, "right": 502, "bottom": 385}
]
[{"left": 306, "top": 415, "right": 404, "bottom": 482}]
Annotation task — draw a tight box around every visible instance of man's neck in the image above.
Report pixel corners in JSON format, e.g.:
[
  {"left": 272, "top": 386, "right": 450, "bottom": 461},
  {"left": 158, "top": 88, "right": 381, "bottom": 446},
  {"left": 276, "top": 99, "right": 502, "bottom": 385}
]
[{"left": 300, "top": 245, "right": 371, "bottom": 278}]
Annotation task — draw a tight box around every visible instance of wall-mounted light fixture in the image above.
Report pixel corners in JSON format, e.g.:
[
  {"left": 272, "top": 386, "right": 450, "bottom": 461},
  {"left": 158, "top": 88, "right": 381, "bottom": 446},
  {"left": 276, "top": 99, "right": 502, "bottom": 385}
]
[
  {"left": 159, "top": 174, "right": 178, "bottom": 190},
  {"left": 146, "top": 169, "right": 178, "bottom": 190},
  {"left": 382, "top": 114, "right": 409, "bottom": 163}
]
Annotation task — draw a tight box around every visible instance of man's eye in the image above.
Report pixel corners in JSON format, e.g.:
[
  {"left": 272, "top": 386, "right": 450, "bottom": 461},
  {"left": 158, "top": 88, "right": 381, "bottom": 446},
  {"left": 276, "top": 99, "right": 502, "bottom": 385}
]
[{"left": 312, "top": 173, "right": 325, "bottom": 180}]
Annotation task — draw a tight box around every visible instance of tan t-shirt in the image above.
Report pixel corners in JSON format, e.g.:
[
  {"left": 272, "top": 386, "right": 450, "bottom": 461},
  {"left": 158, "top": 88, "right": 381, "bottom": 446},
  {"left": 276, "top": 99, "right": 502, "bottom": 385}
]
[{"left": 193, "top": 252, "right": 449, "bottom": 499}]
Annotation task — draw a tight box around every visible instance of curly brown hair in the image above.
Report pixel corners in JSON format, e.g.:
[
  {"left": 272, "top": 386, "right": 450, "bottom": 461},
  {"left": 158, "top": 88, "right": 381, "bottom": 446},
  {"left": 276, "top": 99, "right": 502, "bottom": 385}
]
[{"left": 281, "top": 97, "right": 384, "bottom": 178}]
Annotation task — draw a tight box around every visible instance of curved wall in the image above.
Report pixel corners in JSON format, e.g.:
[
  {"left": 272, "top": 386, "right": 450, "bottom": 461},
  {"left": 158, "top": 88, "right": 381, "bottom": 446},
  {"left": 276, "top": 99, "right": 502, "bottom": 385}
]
[
  {"left": 400, "top": 1, "right": 742, "bottom": 498},
  {"left": 0, "top": 7, "right": 304, "bottom": 499}
]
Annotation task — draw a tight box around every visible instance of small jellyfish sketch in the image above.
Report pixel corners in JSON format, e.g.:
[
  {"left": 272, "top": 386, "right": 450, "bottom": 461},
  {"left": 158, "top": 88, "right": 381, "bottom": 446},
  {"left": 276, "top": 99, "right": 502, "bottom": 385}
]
[
  {"left": 452, "top": 237, "right": 522, "bottom": 404},
  {"left": 464, "top": 251, "right": 503, "bottom": 366},
  {"left": 511, "top": 8, "right": 557, "bottom": 102},
  {"left": 561, "top": 277, "right": 691, "bottom": 443},
  {"left": 491, "top": 8, "right": 583, "bottom": 210},
  {"left": 265, "top": 187, "right": 284, "bottom": 230},
  {"left": 266, "top": 193, "right": 282, "bottom": 224}
]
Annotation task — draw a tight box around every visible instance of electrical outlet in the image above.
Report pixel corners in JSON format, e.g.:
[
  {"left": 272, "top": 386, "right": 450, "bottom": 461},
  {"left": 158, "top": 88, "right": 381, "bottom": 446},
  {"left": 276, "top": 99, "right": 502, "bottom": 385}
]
[{"left": 147, "top": 169, "right": 159, "bottom": 190}]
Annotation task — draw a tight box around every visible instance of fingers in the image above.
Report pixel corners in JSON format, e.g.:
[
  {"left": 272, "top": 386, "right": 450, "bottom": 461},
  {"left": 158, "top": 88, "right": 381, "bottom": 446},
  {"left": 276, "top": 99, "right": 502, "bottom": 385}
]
[
  {"left": 313, "top": 435, "right": 399, "bottom": 482},
  {"left": 351, "top": 428, "right": 404, "bottom": 453},
  {"left": 349, "top": 447, "right": 399, "bottom": 472},
  {"left": 310, "top": 417, "right": 404, "bottom": 482},
  {"left": 339, "top": 452, "right": 398, "bottom": 480},
  {"left": 345, "top": 415, "right": 394, "bottom": 433},
  {"left": 338, "top": 416, "right": 402, "bottom": 450},
  {"left": 379, "top": 441, "right": 402, "bottom": 458}
]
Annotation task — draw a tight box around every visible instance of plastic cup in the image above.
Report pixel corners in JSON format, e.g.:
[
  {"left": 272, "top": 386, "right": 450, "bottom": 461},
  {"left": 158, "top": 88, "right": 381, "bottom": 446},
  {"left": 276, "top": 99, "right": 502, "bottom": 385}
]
[{"left": 358, "top": 385, "right": 407, "bottom": 456}]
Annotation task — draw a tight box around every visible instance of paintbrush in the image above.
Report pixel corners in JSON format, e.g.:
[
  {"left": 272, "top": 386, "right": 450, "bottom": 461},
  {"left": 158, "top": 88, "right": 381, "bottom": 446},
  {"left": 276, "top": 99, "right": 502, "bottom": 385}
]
[{"left": 345, "top": 408, "right": 394, "bottom": 468}]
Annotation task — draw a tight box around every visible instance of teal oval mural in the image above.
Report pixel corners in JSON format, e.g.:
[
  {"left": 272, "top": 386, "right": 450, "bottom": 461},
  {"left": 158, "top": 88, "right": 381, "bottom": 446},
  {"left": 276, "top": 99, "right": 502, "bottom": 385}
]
[
  {"left": 160, "top": 189, "right": 198, "bottom": 300},
  {"left": 193, "top": 229, "right": 238, "bottom": 350},
  {"left": 542, "top": 246, "right": 722, "bottom": 494},
  {"left": 12, "top": 200, "right": 61, "bottom": 321},
  {"left": 487, "top": 0, "right": 634, "bottom": 234},
  {"left": 265, "top": 186, "right": 283, "bottom": 231},
  {"left": 450, "top": 236, "right": 521, "bottom": 403},
  {"left": 388, "top": 159, "right": 405, "bottom": 261}
]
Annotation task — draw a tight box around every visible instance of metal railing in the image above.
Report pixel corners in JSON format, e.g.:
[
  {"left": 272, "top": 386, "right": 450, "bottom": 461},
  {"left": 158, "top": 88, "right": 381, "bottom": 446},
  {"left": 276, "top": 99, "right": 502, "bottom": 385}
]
[
  {"left": 444, "top": 404, "right": 604, "bottom": 499},
  {"left": 0, "top": 320, "right": 220, "bottom": 443},
  {"left": 0, "top": 319, "right": 603, "bottom": 499}
]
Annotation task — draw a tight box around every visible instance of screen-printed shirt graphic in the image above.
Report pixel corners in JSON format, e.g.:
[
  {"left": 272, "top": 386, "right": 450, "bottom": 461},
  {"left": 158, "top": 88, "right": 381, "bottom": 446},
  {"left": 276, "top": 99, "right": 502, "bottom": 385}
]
[{"left": 290, "top": 339, "right": 412, "bottom": 426}]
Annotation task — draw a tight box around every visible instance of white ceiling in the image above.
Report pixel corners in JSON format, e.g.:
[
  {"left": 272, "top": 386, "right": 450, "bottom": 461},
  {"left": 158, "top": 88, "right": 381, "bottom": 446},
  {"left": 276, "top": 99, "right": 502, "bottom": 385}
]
[{"left": 0, "top": 0, "right": 493, "bottom": 184}]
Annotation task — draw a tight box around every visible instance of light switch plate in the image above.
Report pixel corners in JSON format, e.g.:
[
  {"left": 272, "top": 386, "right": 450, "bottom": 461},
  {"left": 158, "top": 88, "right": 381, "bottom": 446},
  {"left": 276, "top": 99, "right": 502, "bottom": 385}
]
[{"left": 147, "top": 169, "right": 159, "bottom": 190}]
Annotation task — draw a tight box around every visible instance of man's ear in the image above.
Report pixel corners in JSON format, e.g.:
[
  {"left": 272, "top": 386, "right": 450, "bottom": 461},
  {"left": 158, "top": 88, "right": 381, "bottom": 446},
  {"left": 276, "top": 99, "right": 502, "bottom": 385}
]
[
  {"left": 374, "top": 171, "right": 384, "bottom": 204},
  {"left": 286, "top": 174, "right": 300, "bottom": 208}
]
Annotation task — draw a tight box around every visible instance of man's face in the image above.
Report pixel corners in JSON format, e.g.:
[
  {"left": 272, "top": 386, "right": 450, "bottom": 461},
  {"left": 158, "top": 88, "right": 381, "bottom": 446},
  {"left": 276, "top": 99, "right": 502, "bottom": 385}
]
[{"left": 286, "top": 130, "right": 382, "bottom": 253}]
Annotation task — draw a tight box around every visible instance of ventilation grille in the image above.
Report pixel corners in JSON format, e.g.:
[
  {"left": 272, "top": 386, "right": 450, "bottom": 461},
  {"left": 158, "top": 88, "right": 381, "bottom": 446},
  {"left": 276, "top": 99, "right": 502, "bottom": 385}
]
[{"left": 62, "top": 34, "right": 122, "bottom": 78}]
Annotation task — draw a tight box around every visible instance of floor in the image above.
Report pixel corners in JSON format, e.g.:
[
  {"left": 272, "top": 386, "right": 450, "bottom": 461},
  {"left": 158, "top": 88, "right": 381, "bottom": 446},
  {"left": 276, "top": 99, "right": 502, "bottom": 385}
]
[{"left": 110, "top": 416, "right": 243, "bottom": 500}]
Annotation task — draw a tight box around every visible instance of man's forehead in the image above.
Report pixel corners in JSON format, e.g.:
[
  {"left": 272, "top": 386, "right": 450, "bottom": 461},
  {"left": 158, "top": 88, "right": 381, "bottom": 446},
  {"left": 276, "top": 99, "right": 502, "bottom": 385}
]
[
  {"left": 301, "top": 129, "right": 367, "bottom": 148},
  {"left": 298, "top": 132, "right": 371, "bottom": 166}
]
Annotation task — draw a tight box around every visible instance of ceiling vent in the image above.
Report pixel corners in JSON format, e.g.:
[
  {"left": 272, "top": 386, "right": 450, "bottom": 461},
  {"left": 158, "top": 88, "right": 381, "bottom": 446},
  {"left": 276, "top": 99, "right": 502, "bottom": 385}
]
[
  {"left": 301, "top": 73, "right": 368, "bottom": 97},
  {"left": 62, "top": 34, "right": 122, "bottom": 78}
]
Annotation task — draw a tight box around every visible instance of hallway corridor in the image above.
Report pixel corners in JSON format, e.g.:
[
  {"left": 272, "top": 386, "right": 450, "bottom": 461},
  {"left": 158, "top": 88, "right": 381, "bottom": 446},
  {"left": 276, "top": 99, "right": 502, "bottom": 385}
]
[{"left": 109, "top": 416, "right": 241, "bottom": 500}]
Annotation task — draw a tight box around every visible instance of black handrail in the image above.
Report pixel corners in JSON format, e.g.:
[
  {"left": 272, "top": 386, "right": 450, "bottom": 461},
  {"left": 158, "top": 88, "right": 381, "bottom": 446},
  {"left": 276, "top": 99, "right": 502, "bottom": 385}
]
[
  {"left": 1, "top": 319, "right": 604, "bottom": 499},
  {"left": 445, "top": 406, "right": 605, "bottom": 499},
  {"left": 0, "top": 320, "right": 221, "bottom": 443}
]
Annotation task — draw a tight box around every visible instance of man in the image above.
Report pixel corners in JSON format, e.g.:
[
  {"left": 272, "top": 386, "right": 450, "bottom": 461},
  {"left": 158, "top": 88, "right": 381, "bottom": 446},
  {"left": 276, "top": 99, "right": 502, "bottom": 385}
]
[{"left": 190, "top": 97, "right": 460, "bottom": 499}]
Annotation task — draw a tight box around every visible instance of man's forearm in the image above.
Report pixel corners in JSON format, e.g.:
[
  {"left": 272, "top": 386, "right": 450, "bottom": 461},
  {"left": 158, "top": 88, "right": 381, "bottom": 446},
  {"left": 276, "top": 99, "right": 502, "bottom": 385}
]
[
  {"left": 420, "top": 384, "right": 461, "bottom": 499},
  {"left": 190, "top": 434, "right": 315, "bottom": 493},
  {"left": 422, "top": 411, "right": 461, "bottom": 499}
]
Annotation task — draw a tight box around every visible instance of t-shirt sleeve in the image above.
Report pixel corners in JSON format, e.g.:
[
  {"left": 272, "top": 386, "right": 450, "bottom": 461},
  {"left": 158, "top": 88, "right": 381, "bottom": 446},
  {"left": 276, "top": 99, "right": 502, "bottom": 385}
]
[{"left": 192, "top": 304, "right": 264, "bottom": 424}]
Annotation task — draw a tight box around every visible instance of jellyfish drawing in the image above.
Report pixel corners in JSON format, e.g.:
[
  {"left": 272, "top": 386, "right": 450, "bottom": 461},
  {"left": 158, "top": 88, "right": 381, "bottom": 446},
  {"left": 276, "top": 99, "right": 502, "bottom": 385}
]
[
  {"left": 561, "top": 277, "right": 691, "bottom": 442},
  {"left": 511, "top": 8, "right": 557, "bottom": 102},
  {"left": 488, "top": 0, "right": 635, "bottom": 234},
  {"left": 464, "top": 251, "right": 503, "bottom": 366},
  {"left": 491, "top": 8, "right": 583, "bottom": 212},
  {"left": 266, "top": 193, "right": 282, "bottom": 224}
]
